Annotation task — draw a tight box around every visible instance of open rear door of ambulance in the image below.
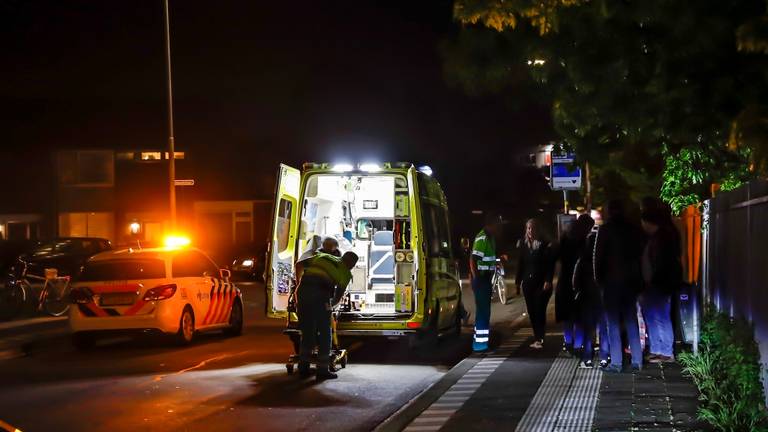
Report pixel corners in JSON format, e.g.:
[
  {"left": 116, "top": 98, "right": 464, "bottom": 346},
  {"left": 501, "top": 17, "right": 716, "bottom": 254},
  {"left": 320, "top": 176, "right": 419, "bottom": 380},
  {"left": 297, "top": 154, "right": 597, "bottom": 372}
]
[{"left": 265, "top": 164, "right": 301, "bottom": 318}]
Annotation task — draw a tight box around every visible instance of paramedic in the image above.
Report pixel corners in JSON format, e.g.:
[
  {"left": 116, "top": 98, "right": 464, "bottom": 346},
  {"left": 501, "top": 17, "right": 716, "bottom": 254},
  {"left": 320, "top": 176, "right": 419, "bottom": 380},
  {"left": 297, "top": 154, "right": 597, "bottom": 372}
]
[
  {"left": 296, "top": 251, "right": 358, "bottom": 380},
  {"left": 469, "top": 213, "right": 502, "bottom": 352}
]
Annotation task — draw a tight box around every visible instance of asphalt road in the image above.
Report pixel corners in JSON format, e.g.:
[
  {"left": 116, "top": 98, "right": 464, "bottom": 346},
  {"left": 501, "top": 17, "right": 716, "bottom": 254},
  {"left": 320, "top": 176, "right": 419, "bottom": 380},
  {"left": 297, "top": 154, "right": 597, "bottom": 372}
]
[{"left": 0, "top": 281, "right": 525, "bottom": 432}]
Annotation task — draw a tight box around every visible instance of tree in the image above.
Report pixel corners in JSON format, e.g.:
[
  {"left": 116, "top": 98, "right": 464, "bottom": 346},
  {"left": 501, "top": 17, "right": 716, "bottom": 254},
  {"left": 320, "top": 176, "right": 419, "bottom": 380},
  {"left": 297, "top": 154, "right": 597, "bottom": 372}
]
[{"left": 445, "top": 0, "right": 768, "bottom": 212}]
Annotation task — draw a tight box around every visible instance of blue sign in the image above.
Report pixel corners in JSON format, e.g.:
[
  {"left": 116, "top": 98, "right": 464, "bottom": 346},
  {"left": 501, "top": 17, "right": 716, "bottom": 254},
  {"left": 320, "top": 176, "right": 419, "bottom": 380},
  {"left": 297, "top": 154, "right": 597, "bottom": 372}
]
[{"left": 551, "top": 153, "right": 582, "bottom": 190}]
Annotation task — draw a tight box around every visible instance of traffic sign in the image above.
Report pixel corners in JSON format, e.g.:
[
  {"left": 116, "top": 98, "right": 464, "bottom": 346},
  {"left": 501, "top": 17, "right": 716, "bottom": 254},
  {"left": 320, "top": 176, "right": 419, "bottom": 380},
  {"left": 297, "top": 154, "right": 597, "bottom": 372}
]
[
  {"left": 174, "top": 179, "right": 195, "bottom": 187},
  {"left": 550, "top": 153, "right": 581, "bottom": 190}
]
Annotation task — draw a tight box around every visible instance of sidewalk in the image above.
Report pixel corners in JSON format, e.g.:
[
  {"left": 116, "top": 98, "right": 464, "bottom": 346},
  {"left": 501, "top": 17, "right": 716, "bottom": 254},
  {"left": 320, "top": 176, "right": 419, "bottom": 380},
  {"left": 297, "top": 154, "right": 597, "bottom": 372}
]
[{"left": 379, "top": 317, "right": 706, "bottom": 431}]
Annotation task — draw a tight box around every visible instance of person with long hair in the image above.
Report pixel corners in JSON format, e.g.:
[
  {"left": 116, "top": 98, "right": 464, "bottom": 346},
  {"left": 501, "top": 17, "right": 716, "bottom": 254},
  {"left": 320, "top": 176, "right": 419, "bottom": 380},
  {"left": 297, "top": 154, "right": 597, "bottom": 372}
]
[{"left": 516, "top": 219, "right": 554, "bottom": 349}]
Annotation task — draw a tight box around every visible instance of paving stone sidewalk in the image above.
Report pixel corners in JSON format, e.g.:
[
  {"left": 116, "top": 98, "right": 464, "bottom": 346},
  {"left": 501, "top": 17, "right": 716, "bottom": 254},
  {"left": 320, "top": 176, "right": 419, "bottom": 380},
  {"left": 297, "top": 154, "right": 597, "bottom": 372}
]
[{"left": 593, "top": 362, "right": 710, "bottom": 431}]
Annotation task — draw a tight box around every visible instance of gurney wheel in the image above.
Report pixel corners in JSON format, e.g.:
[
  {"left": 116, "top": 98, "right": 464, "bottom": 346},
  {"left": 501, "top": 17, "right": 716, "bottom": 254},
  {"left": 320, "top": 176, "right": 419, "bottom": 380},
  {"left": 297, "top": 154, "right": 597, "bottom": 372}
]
[
  {"left": 286, "top": 364, "right": 295, "bottom": 374},
  {"left": 340, "top": 355, "right": 348, "bottom": 369}
]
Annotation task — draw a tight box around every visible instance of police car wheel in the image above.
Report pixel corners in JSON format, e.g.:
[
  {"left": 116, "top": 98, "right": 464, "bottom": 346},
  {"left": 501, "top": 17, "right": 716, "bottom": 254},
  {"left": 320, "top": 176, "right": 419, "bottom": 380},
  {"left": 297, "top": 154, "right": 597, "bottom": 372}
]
[
  {"left": 176, "top": 306, "right": 195, "bottom": 345},
  {"left": 225, "top": 300, "right": 243, "bottom": 336}
]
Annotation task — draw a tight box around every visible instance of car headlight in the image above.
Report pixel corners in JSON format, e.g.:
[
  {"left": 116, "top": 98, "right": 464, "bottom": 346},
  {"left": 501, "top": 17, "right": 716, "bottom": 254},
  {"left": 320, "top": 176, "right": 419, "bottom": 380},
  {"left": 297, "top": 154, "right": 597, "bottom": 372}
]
[{"left": 242, "top": 259, "right": 254, "bottom": 267}]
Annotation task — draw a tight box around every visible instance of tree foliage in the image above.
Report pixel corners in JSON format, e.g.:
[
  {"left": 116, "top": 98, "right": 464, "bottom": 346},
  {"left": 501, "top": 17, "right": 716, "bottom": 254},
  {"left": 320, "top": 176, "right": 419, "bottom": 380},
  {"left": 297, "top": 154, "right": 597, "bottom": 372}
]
[{"left": 446, "top": 0, "right": 768, "bottom": 211}]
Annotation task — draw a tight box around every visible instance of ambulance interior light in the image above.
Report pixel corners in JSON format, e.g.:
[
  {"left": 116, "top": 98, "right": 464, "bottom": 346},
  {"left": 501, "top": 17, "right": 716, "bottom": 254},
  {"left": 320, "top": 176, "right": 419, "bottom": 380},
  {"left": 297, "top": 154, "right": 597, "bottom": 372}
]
[{"left": 332, "top": 163, "right": 354, "bottom": 173}]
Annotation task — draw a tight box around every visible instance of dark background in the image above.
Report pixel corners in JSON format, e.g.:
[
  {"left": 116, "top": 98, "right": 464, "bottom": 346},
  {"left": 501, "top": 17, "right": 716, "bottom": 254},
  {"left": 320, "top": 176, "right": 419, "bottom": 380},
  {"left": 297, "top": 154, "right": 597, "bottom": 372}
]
[{"left": 1, "top": 0, "right": 558, "bottom": 243}]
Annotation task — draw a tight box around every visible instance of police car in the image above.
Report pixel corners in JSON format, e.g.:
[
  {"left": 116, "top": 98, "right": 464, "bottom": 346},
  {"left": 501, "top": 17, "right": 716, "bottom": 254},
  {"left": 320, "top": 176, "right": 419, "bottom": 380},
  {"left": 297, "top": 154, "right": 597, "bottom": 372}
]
[{"left": 68, "top": 241, "right": 243, "bottom": 349}]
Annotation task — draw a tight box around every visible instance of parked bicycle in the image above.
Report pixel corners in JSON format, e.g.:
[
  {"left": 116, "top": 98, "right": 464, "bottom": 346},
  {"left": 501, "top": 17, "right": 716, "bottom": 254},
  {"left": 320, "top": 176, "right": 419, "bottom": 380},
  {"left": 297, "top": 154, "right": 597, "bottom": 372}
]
[
  {"left": 491, "top": 259, "right": 507, "bottom": 305},
  {"left": 0, "top": 263, "right": 71, "bottom": 320}
]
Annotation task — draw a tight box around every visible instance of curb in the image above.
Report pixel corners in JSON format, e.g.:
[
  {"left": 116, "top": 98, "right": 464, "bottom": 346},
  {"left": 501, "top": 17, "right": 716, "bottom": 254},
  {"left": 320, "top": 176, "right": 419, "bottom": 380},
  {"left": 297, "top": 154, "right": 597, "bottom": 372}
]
[
  {"left": 374, "top": 314, "right": 528, "bottom": 432},
  {"left": 0, "top": 316, "right": 67, "bottom": 338}
]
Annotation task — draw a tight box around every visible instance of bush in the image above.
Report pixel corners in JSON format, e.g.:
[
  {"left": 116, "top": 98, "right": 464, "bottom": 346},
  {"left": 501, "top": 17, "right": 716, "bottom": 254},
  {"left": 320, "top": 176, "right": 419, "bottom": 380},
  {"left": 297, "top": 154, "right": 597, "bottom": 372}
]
[{"left": 679, "top": 311, "right": 768, "bottom": 431}]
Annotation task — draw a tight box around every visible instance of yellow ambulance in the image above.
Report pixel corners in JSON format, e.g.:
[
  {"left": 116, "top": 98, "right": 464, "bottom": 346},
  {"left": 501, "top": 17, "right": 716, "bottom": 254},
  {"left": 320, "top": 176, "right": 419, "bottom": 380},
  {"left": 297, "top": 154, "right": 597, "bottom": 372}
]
[{"left": 265, "top": 162, "right": 463, "bottom": 348}]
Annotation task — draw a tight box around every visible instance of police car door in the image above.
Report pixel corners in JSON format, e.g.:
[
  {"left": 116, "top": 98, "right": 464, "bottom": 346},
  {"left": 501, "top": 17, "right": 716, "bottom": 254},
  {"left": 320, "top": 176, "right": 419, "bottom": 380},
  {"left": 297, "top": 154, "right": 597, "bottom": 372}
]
[{"left": 266, "top": 164, "right": 300, "bottom": 318}]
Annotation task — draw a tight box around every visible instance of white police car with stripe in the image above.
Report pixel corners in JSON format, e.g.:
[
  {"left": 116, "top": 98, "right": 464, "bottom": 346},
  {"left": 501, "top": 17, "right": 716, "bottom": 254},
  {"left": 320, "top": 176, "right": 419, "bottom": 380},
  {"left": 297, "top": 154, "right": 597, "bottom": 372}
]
[{"left": 68, "top": 245, "right": 243, "bottom": 349}]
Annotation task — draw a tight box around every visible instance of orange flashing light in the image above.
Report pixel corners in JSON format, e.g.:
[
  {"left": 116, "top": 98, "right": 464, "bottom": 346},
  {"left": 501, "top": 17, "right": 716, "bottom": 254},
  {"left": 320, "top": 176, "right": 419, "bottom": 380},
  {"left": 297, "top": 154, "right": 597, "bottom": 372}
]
[{"left": 164, "top": 235, "right": 191, "bottom": 249}]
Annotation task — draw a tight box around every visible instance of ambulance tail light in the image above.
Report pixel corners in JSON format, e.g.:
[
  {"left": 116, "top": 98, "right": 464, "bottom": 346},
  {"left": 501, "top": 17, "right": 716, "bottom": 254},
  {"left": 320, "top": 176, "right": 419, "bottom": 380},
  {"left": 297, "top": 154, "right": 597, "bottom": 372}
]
[
  {"left": 70, "top": 287, "right": 94, "bottom": 304},
  {"left": 143, "top": 284, "right": 177, "bottom": 301},
  {"left": 406, "top": 321, "right": 421, "bottom": 329}
]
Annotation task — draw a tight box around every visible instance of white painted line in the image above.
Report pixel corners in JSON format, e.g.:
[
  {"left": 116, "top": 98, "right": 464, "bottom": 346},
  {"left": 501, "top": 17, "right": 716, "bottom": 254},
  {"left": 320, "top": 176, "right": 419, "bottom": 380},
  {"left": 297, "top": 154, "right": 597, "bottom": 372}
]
[
  {"left": 431, "top": 403, "right": 463, "bottom": 408},
  {"left": 404, "top": 426, "right": 442, "bottom": 431},
  {"left": 412, "top": 417, "right": 447, "bottom": 423},
  {"left": 422, "top": 409, "right": 457, "bottom": 415}
]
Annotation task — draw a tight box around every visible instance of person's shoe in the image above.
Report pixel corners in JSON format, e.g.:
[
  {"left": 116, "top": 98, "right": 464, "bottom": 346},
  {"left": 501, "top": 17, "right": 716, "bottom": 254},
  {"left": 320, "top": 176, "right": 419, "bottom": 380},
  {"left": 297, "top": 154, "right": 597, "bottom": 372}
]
[
  {"left": 629, "top": 364, "right": 642, "bottom": 373},
  {"left": 602, "top": 365, "right": 622, "bottom": 373},
  {"left": 599, "top": 359, "right": 609, "bottom": 369},
  {"left": 316, "top": 369, "right": 338, "bottom": 381},
  {"left": 649, "top": 355, "right": 675, "bottom": 364},
  {"left": 562, "top": 343, "right": 573, "bottom": 353},
  {"left": 297, "top": 362, "right": 312, "bottom": 378},
  {"left": 530, "top": 340, "right": 544, "bottom": 350},
  {"left": 579, "top": 360, "right": 594, "bottom": 369}
]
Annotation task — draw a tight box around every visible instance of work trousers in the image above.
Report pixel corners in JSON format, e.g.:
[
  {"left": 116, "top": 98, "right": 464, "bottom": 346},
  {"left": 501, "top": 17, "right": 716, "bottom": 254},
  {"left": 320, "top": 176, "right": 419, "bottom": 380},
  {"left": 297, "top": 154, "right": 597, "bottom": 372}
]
[
  {"left": 472, "top": 273, "right": 493, "bottom": 351},
  {"left": 523, "top": 280, "right": 551, "bottom": 342},
  {"left": 641, "top": 291, "right": 674, "bottom": 357},
  {"left": 604, "top": 288, "right": 642, "bottom": 370},
  {"left": 297, "top": 280, "right": 332, "bottom": 368}
]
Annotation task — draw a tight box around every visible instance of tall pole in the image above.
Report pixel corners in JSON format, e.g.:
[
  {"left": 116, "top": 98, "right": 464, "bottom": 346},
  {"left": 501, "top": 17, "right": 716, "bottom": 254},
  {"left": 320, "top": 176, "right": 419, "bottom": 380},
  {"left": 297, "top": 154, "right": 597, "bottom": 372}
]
[
  {"left": 163, "top": 0, "right": 177, "bottom": 231},
  {"left": 585, "top": 160, "right": 592, "bottom": 211}
]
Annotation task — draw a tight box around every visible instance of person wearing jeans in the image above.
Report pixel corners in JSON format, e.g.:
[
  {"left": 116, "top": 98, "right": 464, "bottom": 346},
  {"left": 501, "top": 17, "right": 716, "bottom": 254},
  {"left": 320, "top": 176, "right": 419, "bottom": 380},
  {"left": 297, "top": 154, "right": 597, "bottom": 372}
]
[
  {"left": 593, "top": 200, "right": 645, "bottom": 372},
  {"left": 640, "top": 207, "right": 682, "bottom": 363}
]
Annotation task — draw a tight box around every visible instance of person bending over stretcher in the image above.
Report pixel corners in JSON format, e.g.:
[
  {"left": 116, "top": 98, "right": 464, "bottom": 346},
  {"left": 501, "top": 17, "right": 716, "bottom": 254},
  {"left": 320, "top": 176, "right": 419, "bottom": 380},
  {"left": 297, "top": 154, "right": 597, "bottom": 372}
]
[{"left": 295, "top": 251, "right": 358, "bottom": 380}]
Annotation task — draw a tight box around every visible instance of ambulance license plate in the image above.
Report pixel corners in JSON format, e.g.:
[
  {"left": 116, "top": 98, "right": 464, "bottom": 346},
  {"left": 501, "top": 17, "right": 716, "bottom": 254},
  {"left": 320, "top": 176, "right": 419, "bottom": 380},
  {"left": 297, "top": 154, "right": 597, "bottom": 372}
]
[{"left": 382, "top": 330, "right": 405, "bottom": 336}]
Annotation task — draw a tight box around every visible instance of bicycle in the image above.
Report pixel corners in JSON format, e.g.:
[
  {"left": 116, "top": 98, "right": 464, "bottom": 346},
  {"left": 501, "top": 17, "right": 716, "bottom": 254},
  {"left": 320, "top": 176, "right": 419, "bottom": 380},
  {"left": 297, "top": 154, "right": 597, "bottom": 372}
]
[
  {"left": 0, "top": 263, "right": 71, "bottom": 319},
  {"left": 491, "top": 259, "right": 507, "bottom": 305}
]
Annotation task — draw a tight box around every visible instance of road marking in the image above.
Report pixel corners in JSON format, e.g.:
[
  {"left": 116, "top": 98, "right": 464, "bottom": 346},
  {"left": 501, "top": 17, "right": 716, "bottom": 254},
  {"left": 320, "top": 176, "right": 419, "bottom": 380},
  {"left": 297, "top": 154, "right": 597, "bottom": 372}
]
[
  {"left": 515, "top": 353, "right": 603, "bottom": 432},
  {"left": 152, "top": 350, "right": 254, "bottom": 382},
  {"left": 400, "top": 327, "right": 536, "bottom": 431}
]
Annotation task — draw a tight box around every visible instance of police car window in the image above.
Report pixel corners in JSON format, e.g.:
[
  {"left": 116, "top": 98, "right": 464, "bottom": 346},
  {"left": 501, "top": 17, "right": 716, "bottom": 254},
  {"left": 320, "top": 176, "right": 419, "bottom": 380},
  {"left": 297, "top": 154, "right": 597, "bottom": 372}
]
[
  {"left": 80, "top": 259, "right": 166, "bottom": 281},
  {"left": 173, "top": 252, "right": 208, "bottom": 277}
]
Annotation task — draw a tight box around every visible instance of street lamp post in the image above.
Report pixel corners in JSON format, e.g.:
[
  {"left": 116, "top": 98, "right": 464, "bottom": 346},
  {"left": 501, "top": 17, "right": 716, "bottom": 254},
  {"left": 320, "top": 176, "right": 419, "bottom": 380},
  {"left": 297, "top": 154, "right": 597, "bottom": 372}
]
[{"left": 163, "top": 0, "right": 177, "bottom": 231}]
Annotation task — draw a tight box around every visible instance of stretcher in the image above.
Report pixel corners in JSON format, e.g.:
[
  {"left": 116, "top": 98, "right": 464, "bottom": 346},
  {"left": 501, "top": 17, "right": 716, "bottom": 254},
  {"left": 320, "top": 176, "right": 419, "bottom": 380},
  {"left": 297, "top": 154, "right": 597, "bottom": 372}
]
[{"left": 283, "top": 284, "right": 348, "bottom": 375}]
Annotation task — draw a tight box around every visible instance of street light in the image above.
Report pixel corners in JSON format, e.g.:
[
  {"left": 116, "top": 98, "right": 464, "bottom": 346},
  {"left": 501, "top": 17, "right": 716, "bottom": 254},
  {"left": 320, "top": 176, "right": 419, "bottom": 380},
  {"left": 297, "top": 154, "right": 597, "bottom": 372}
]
[{"left": 163, "top": 0, "right": 177, "bottom": 231}]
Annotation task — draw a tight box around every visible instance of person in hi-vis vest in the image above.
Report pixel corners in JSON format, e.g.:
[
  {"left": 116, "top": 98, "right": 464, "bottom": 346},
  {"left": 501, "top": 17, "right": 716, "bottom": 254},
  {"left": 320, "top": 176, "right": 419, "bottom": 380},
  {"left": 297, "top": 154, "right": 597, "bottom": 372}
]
[{"left": 469, "top": 213, "right": 502, "bottom": 352}]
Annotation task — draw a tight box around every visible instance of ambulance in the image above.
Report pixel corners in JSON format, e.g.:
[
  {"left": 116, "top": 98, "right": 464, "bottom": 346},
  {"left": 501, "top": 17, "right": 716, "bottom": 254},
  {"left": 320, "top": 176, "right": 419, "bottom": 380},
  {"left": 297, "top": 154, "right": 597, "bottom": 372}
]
[{"left": 265, "top": 162, "right": 463, "bottom": 348}]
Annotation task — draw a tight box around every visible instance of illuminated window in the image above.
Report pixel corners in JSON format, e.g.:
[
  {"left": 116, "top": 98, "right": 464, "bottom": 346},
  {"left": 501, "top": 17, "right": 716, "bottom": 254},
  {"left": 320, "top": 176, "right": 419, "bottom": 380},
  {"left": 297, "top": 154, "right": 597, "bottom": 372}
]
[
  {"left": 164, "top": 152, "right": 185, "bottom": 160},
  {"left": 141, "top": 152, "right": 162, "bottom": 161},
  {"left": 116, "top": 152, "right": 135, "bottom": 160}
]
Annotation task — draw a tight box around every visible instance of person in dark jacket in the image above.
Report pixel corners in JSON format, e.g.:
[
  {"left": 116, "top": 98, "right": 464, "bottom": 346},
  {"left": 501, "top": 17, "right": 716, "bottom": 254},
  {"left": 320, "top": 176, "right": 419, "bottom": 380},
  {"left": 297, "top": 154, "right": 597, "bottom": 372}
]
[
  {"left": 593, "top": 199, "right": 645, "bottom": 372},
  {"left": 640, "top": 208, "right": 682, "bottom": 363},
  {"left": 516, "top": 219, "right": 553, "bottom": 349},
  {"left": 554, "top": 214, "right": 595, "bottom": 354},
  {"left": 573, "top": 228, "right": 603, "bottom": 368}
]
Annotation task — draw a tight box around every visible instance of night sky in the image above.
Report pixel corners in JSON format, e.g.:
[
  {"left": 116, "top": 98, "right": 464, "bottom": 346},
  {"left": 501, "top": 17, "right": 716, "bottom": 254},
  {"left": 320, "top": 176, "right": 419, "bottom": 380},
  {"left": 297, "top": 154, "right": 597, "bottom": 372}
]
[{"left": 2, "top": 0, "right": 555, "bottom": 237}]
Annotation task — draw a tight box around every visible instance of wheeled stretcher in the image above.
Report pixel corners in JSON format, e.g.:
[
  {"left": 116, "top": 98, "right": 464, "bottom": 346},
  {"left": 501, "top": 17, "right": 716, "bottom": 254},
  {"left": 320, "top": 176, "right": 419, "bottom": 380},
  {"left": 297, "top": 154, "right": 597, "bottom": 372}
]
[{"left": 283, "top": 284, "right": 348, "bottom": 375}]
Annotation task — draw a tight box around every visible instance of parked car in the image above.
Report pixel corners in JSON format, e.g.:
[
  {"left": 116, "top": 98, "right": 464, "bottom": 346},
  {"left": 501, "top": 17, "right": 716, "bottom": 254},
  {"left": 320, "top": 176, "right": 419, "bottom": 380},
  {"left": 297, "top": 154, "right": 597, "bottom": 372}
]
[
  {"left": 229, "top": 246, "right": 266, "bottom": 281},
  {"left": 69, "top": 246, "right": 242, "bottom": 349},
  {"left": 10, "top": 237, "right": 112, "bottom": 279}
]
